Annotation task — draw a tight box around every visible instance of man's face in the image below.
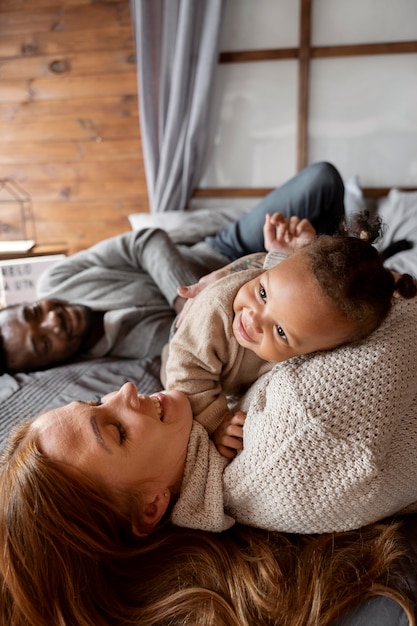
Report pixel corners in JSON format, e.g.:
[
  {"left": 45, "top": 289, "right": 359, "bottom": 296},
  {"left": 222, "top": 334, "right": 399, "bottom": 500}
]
[{"left": 0, "top": 299, "right": 92, "bottom": 372}]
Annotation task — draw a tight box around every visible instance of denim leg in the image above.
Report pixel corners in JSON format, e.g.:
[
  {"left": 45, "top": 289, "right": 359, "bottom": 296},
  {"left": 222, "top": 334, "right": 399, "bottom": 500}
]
[{"left": 205, "top": 161, "right": 345, "bottom": 261}]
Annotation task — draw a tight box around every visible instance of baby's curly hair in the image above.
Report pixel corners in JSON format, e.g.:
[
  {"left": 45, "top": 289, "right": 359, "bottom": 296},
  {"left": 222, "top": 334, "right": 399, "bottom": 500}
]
[{"left": 305, "top": 214, "right": 417, "bottom": 341}]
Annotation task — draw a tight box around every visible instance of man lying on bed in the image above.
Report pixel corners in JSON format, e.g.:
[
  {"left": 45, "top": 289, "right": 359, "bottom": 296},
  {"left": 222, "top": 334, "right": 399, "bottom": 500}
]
[{"left": 0, "top": 162, "right": 346, "bottom": 373}]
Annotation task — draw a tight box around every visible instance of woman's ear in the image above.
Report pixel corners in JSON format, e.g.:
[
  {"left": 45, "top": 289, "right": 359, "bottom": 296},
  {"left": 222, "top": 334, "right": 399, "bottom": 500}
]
[{"left": 131, "top": 490, "right": 170, "bottom": 537}]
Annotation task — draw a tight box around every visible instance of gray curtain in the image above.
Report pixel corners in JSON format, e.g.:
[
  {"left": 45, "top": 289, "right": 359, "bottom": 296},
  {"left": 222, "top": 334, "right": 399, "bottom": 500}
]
[{"left": 131, "top": 0, "right": 224, "bottom": 213}]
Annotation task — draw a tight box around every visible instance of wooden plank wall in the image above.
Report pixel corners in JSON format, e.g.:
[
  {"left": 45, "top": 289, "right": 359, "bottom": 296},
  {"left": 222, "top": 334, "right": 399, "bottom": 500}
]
[{"left": 0, "top": 0, "right": 149, "bottom": 255}]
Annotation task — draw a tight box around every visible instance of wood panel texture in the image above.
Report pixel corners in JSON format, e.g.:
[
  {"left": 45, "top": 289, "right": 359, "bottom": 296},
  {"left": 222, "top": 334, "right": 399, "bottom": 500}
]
[{"left": 0, "top": 0, "right": 149, "bottom": 255}]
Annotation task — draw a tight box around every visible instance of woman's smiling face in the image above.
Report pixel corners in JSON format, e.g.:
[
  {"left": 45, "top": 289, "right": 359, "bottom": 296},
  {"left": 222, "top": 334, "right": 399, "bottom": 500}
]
[{"left": 32, "top": 382, "right": 193, "bottom": 514}]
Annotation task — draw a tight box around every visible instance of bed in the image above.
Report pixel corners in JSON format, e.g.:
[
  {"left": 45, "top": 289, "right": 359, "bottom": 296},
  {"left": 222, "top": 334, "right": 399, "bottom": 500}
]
[
  {"left": 3, "top": 175, "right": 417, "bottom": 439},
  {"left": 1, "top": 177, "right": 417, "bottom": 625}
]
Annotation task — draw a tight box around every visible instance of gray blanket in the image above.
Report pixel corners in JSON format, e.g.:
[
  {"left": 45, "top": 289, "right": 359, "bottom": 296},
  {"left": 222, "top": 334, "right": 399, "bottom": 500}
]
[{"left": 0, "top": 355, "right": 162, "bottom": 449}]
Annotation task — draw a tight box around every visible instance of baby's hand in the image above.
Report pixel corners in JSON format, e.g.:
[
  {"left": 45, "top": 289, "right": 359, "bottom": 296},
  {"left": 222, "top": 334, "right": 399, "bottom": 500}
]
[
  {"left": 212, "top": 411, "right": 246, "bottom": 459},
  {"left": 175, "top": 266, "right": 232, "bottom": 328},
  {"left": 263, "top": 213, "right": 316, "bottom": 254},
  {"left": 178, "top": 266, "right": 231, "bottom": 300}
]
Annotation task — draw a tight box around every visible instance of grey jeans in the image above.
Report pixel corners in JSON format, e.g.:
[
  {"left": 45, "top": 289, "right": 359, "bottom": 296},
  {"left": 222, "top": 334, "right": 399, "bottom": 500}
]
[{"left": 205, "top": 161, "right": 345, "bottom": 261}]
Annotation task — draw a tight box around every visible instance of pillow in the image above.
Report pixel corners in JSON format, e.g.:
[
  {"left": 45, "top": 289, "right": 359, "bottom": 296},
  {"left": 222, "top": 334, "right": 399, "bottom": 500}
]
[
  {"left": 344, "top": 175, "right": 368, "bottom": 221},
  {"left": 343, "top": 179, "right": 417, "bottom": 277},
  {"left": 128, "top": 200, "right": 255, "bottom": 245}
]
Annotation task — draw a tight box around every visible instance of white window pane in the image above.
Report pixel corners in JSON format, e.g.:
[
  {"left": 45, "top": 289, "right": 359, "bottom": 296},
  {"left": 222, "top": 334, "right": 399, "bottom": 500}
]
[
  {"left": 313, "top": 0, "right": 417, "bottom": 46},
  {"left": 200, "top": 61, "right": 298, "bottom": 188},
  {"left": 309, "top": 55, "right": 417, "bottom": 187},
  {"left": 219, "top": 0, "right": 299, "bottom": 51}
]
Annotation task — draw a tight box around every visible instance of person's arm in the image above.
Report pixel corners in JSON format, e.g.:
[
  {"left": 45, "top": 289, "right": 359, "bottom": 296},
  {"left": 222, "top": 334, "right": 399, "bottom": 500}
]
[
  {"left": 38, "top": 229, "right": 199, "bottom": 308},
  {"left": 134, "top": 229, "right": 202, "bottom": 306},
  {"left": 165, "top": 295, "right": 235, "bottom": 434},
  {"left": 164, "top": 273, "right": 260, "bottom": 435},
  {"left": 223, "top": 416, "right": 381, "bottom": 534}
]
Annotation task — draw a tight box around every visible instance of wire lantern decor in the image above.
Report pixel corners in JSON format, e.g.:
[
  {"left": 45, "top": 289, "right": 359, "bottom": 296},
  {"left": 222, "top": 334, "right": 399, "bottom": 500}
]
[{"left": 0, "top": 179, "right": 36, "bottom": 253}]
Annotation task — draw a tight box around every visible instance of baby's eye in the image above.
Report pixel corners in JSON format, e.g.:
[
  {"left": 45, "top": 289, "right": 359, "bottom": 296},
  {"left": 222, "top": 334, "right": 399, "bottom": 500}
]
[
  {"left": 259, "top": 285, "right": 267, "bottom": 301},
  {"left": 277, "top": 325, "right": 287, "bottom": 341}
]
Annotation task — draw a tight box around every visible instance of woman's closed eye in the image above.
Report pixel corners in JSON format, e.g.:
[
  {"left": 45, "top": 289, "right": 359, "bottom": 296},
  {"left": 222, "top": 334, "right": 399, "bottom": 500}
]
[
  {"left": 88, "top": 398, "right": 127, "bottom": 444},
  {"left": 113, "top": 421, "right": 127, "bottom": 444}
]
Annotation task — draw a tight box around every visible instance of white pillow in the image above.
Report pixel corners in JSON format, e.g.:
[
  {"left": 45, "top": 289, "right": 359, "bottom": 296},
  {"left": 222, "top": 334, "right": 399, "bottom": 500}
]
[
  {"left": 344, "top": 175, "right": 368, "bottom": 221},
  {"left": 343, "top": 178, "right": 417, "bottom": 277},
  {"left": 128, "top": 201, "right": 254, "bottom": 245}
]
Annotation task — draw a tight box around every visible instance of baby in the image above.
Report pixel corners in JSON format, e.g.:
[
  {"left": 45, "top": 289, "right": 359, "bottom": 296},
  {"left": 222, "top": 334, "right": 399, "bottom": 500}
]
[{"left": 163, "top": 212, "right": 415, "bottom": 458}]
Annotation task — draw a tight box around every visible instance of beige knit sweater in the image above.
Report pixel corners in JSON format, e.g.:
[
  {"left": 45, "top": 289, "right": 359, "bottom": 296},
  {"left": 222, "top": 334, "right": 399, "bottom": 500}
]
[{"left": 172, "top": 295, "right": 417, "bottom": 533}]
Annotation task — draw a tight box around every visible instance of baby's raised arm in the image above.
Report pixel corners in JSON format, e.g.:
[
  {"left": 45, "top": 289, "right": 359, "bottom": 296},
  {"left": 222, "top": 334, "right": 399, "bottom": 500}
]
[{"left": 263, "top": 212, "right": 316, "bottom": 254}]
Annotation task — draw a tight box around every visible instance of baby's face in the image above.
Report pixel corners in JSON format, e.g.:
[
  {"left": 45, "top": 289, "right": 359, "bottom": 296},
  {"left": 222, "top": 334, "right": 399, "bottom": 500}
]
[{"left": 232, "top": 252, "right": 355, "bottom": 362}]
